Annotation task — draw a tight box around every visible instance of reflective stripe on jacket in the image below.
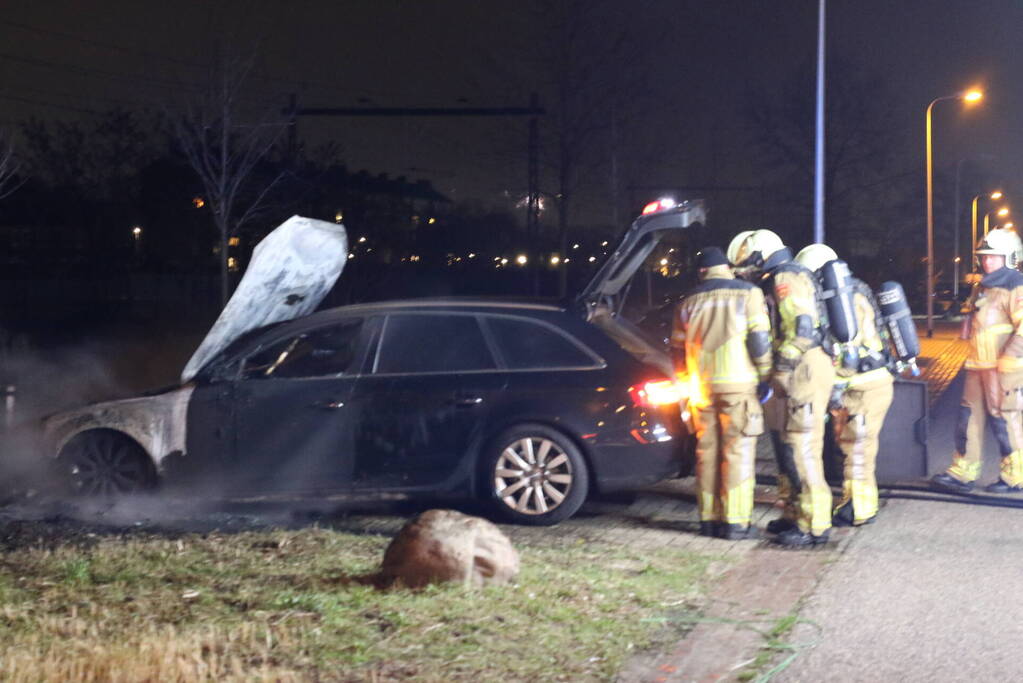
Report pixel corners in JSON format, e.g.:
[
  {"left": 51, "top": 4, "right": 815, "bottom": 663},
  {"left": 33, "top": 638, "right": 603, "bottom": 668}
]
[
  {"left": 964, "top": 267, "right": 1023, "bottom": 371},
  {"left": 672, "top": 265, "right": 772, "bottom": 393}
]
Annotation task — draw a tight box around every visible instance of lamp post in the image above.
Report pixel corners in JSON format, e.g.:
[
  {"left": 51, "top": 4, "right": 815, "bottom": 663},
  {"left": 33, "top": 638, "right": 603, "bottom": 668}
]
[
  {"left": 954, "top": 155, "right": 994, "bottom": 297},
  {"left": 971, "top": 191, "right": 1003, "bottom": 271},
  {"left": 925, "top": 89, "right": 983, "bottom": 337}
]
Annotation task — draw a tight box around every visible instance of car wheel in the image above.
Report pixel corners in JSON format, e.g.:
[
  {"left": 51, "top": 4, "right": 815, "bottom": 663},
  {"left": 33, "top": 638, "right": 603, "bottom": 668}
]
[
  {"left": 483, "top": 424, "right": 589, "bottom": 526},
  {"left": 58, "top": 430, "right": 158, "bottom": 497}
]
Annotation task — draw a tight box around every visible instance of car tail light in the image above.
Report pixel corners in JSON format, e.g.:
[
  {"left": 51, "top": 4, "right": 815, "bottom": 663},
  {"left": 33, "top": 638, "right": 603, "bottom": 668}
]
[
  {"left": 641, "top": 197, "right": 677, "bottom": 215},
  {"left": 629, "top": 379, "right": 685, "bottom": 408},
  {"left": 628, "top": 374, "right": 708, "bottom": 410}
]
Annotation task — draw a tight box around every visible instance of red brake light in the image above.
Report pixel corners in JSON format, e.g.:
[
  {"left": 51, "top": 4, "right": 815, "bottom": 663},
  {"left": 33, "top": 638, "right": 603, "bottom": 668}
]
[
  {"left": 629, "top": 379, "right": 687, "bottom": 408},
  {"left": 641, "top": 197, "right": 677, "bottom": 215}
]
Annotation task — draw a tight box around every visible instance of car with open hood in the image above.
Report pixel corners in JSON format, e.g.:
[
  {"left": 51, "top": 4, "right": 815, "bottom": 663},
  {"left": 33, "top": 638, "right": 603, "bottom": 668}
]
[{"left": 43, "top": 204, "right": 705, "bottom": 525}]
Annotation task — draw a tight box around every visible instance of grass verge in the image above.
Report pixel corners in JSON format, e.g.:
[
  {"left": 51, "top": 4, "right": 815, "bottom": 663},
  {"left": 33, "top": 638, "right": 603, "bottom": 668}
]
[{"left": 0, "top": 522, "right": 715, "bottom": 681}]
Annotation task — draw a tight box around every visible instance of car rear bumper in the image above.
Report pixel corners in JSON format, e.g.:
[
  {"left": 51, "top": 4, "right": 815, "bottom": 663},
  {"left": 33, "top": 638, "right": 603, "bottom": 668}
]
[{"left": 587, "top": 439, "right": 688, "bottom": 493}]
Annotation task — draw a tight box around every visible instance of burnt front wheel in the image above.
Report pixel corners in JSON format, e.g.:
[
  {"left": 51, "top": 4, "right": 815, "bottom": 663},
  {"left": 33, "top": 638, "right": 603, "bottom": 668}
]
[
  {"left": 482, "top": 424, "right": 588, "bottom": 526},
  {"left": 58, "top": 430, "right": 158, "bottom": 497}
]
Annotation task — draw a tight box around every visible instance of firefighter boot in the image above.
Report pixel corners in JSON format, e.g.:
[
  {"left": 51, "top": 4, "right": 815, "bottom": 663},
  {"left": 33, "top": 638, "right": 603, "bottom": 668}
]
[
  {"left": 985, "top": 480, "right": 1023, "bottom": 493},
  {"left": 931, "top": 472, "right": 975, "bottom": 495},
  {"left": 832, "top": 501, "right": 875, "bottom": 527},
  {"left": 765, "top": 517, "right": 798, "bottom": 534},
  {"left": 775, "top": 528, "right": 830, "bottom": 547},
  {"left": 699, "top": 521, "right": 723, "bottom": 538},
  {"left": 986, "top": 451, "right": 1023, "bottom": 493}
]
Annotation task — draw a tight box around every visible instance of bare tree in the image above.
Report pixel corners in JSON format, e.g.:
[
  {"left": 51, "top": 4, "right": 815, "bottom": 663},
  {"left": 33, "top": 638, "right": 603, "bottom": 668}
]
[
  {"left": 168, "top": 51, "right": 290, "bottom": 306},
  {"left": 0, "top": 129, "right": 25, "bottom": 201}
]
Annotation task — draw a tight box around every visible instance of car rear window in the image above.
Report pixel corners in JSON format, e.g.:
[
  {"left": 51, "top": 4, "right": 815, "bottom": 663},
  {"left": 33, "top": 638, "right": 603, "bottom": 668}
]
[
  {"left": 484, "top": 316, "right": 598, "bottom": 370},
  {"left": 375, "top": 314, "right": 496, "bottom": 374}
]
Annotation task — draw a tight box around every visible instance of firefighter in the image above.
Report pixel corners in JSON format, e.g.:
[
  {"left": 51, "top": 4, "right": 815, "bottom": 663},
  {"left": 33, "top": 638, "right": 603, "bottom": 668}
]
[
  {"left": 732, "top": 230, "right": 836, "bottom": 546},
  {"left": 932, "top": 228, "right": 1023, "bottom": 494},
  {"left": 795, "top": 244, "right": 894, "bottom": 526},
  {"left": 671, "top": 246, "right": 772, "bottom": 539}
]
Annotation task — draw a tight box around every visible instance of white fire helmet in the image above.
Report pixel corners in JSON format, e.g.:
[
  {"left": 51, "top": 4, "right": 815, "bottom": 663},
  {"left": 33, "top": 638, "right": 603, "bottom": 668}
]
[
  {"left": 732, "top": 229, "right": 786, "bottom": 268},
  {"left": 976, "top": 228, "right": 1023, "bottom": 270},
  {"left": 726, "top": 230, "right": 755, "bottom": 266},
  {"left": 794, "top": 243, "right": 839, "bottom": 273}
]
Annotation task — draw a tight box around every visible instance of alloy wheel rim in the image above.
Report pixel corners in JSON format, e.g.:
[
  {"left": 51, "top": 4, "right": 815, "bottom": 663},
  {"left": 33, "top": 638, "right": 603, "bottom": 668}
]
[
  {"left": 494, "top": 437, "right": 572, "bottom": 515},
  {"left": 67, "top": 438, "right": 149, "bottom": 496}
]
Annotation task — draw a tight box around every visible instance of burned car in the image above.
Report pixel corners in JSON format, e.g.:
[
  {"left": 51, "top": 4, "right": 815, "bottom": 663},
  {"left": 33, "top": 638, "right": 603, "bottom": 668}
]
[{"left": 43, "top": 206, "right": 704, "bottom": 525}]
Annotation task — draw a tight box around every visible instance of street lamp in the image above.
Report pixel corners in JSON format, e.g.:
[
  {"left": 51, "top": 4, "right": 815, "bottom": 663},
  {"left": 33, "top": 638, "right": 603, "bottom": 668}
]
[
  {"left": 972, "top": 191, "right": 1003, "bottom": 271},
  {"left": 985, "top": 206, "right": 1011, "bottom": 236},
  {"left": 925, "top": 88, "right": 983, "bottom": 337}
]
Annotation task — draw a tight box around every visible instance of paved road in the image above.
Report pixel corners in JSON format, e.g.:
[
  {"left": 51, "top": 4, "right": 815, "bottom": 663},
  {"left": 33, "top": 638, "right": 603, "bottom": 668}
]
[{"left": 778, "top": 497, "right": 1023, "bottom": 682}]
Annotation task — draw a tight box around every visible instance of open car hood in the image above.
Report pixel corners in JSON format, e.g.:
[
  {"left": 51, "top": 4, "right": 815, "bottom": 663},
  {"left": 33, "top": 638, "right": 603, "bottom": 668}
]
[
  {"left": 576, "top": 200, "right": 706, "bottom": 315},
  {"left": 181, "top": 215, "right": 349, "bottom": 383}
]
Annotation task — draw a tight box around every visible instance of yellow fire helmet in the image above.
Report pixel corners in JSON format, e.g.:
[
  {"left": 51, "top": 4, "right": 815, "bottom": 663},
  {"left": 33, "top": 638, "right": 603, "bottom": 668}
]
[
  {"left": 794, "top": 243, "right": 839, "bottom": 273},
  {"left": 733, "top": 229, "right": 785, "bottom": 268},
  {"left": 976, "top": 228, "right": 1023, "bottom": 269},
  {"left": 726, "top": 230, "right": 755, "bottom": 266}
]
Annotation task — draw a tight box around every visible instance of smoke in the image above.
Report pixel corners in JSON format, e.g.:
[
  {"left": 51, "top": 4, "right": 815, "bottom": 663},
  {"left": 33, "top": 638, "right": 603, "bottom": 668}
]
[{"left": 0, "top": 321, "right": 197, "bottom": 502}]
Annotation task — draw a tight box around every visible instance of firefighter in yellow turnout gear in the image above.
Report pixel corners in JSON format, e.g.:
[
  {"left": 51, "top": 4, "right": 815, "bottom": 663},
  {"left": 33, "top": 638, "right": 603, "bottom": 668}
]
[
  {"left": 932, "top": 228, "right": 1023, "bottom": 494},
  {"left": 730, "top": 230, "right": 836, "bottom": 546},
  {"left": 671, "top": 247, "right": 772, "bottom": 540},
  {"left": 796, "top": 244, "right": 894, "bottom": 526}
]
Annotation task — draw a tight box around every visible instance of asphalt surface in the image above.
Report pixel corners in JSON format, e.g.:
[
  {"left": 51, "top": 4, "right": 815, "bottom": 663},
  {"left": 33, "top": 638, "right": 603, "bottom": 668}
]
[{"left": 778, "top": 497, "right": 1023, "bottom": 682}]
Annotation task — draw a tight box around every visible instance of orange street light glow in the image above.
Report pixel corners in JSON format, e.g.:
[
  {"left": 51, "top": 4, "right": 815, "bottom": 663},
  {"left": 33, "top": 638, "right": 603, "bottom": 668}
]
[
  {"left": 991, "top": 191, "right": 1004, "bottom": 200},
  {"left": 998, "top": 207, "right": 1010, "bottom": 217},
  {"left": 963, "top": 89, "right": 983, "bottom": 102}
]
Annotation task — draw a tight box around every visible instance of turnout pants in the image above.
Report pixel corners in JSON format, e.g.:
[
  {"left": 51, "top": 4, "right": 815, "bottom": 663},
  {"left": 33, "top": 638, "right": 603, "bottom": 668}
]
[
  {"left": 946, "top": 369, "right": 1023, "bottom": 485},
  {"left": 766, "top": 347, "right": 836, "bottom": 536},
  {"left": 831, "top": 377, "right": 894, "bottom": 523},
  {"left": 694, "top": 390, "right": 763, "bottom": 527}
]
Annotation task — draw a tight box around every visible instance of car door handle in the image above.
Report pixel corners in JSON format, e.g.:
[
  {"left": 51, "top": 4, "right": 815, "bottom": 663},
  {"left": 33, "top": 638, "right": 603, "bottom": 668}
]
[
  {"left": 312, "top": 400, "right": 345, "bottom": 409},
  {"left": 450, "top": 395, "right": 483, "bottom": 407}
]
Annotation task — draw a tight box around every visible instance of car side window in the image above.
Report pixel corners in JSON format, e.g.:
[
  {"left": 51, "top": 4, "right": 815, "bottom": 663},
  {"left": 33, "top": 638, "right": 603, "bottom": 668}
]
[
  {"left": 375, "top": 314, "right": 495, "bottom": 374},
  {"left": 484, "top": 316, "right": 598, "bottom": 369},
  {"left": 242, "top": 319, "right": 365, "bottom": 379}
]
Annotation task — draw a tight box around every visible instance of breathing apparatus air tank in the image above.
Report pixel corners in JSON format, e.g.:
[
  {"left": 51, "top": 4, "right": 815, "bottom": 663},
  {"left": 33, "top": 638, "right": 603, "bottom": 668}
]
[
  {"left": 819, "top": 259, "right": 859, "bottom": 344},
  {"left": 877, "top": 281, "right": 921, "bottom": 376}
]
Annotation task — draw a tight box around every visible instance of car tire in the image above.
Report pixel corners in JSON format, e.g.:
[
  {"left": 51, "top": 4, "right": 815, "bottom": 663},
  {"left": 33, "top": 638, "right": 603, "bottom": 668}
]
[
  {"left": 482, "top": 423, "right": 589, "bottom": 526},
  {"left": 58, "top": 430, "right": 158, "bottom": 497}
]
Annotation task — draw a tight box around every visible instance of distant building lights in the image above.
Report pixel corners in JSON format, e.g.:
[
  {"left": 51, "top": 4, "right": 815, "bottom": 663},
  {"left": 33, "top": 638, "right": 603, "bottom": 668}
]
[
  {"left": 348, "top": 253, "right": 355, "bottom": 259},
  {"left": 428, "top": 217, "right": 436, "bottom": 224},
  {"left": 228, "top": 236, "right": 240, "bottom": 247},
  {"left": 660, "top": 258, "right": 668, "bottom": 266},
  {"left": 131, "top": 226, "right": 142, "bottom": 239},
  {"left": 572, "top": 243, "right": 580, "bottom": 249},
  {"left": 335, "top": 211, "right": 344, "bottom": 223},
  {"left": 588, "top": 256, "right": 597, "bottom": 263},
  {"left": 359, "top": 236, "right": 367, "bottom": 243},
  {"left": 468, "top": 253, "right": 476, "bottom": 259},
  {"left": 501, "top": 257, "right": 509, "bottom": 265},
  {"left": 550, "top": 255, "right": 561, "bottom": 265},
  {"left": 601, "top": 241, "right": 609, "bottom": 247},
  {"left": 192, "top": 197, "right": 205, "bottom": 208},
  {"left": 516, "top": 254, "right": 528, "bottom": 266}
]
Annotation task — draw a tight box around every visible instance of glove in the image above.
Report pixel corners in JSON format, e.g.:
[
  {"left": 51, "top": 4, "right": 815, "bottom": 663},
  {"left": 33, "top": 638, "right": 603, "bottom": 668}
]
[{"left": 756, "top": 381, "right": 773, "bottom": 404}]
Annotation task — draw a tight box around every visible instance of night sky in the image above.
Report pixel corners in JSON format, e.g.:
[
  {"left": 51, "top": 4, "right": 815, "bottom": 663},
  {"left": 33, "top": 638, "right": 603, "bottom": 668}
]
[{"left": 2, "top": 0, "right": 1021, "bottom": 242}]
